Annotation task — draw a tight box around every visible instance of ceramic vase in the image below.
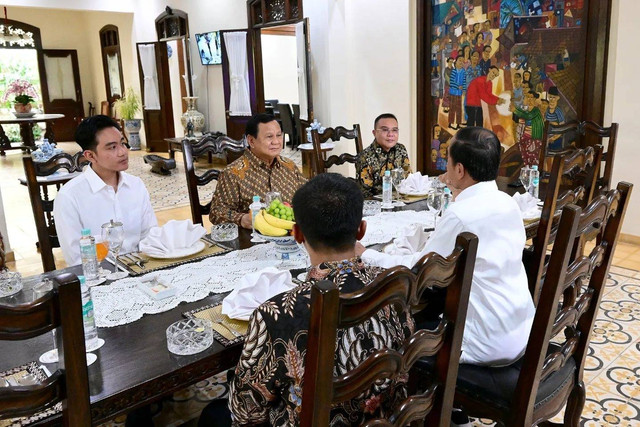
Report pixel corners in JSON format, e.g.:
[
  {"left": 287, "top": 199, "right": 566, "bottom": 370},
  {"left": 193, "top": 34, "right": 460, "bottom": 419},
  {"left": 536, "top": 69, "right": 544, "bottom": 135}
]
[
  {"left": 14, "top": 103, "right": 32, "bottom": 113},
  {"left": 181, "top": 97, "right": 205, "bottom": 137},
  {"left": 124, "top": 119, "right": 142, "bottom": 151}
]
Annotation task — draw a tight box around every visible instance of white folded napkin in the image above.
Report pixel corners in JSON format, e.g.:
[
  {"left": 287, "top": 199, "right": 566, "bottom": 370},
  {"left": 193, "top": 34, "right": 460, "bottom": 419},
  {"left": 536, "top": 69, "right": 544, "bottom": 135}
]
[
  {"left": 397, "top": 172, "right": 432, "bottom": 195},
  {"left": 139, "top": 219, "right": 206, "bottom": 256},
  {"left": 513, "top": 192, "right": 541, "bottom": 220},
  {"left": 222, "top": 267, "right": 296, "bottom": 320},
  {"left": 384, "top": 224, "right": 432, "bottom": 255}
]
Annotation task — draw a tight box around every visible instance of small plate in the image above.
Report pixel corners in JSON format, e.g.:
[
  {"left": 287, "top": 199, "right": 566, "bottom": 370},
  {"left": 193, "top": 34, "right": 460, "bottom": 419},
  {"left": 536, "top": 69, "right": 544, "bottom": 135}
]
[
  {"left": 13, "top": 112, "right": 37, "bottom": 118},
  {"left": 399, "top": 190, "right": 430, "bottom": 197},
  {"left": 144, "top": 241, "right": 206, "bottom": 259}
]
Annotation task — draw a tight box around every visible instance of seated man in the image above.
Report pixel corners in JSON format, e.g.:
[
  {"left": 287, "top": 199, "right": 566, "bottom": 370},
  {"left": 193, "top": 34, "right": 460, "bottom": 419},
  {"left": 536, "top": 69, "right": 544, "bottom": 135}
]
[
  {"left": 356, "top": 113, "right": 411, "bottom": 196},
  {"left": 54, "top": 115, "right": 157, "bottom": 266},
  {"left": 357, "top": 127, "right": 535, "bottom": 367},
  {"left": 209, "top": 113, "right": 306, "bottom": 228},
  {"left": 200, "top": 174, "right": 414, "bottom": 426}
]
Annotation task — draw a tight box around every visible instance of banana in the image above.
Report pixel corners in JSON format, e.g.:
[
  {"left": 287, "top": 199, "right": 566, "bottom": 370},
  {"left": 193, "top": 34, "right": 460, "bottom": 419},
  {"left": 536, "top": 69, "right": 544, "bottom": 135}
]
[
  {"left": 255, "top": 210, "right": 288, "bottom": 236},
  {"left": 263, "top": 210, "right": 295, "bottom": 230}
]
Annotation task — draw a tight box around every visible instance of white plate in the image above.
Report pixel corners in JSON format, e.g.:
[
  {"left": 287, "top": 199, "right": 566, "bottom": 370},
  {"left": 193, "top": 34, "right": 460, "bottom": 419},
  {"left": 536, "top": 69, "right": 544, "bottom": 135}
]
[
  {"left": 13, "top": 112, "right": 36, "bottom": 118},
  {"left": 399, "top": 190, "right": 430, "bottom": 197},
  {"left": 143, "top": 241, "right": 206, "bottom": 259},
  {"left": 86, "top": 277, "right": 107, "bottom": 287}
]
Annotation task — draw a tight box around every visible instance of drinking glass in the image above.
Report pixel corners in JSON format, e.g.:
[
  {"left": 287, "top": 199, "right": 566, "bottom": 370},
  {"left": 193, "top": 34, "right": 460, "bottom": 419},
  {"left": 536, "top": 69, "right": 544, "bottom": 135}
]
[
  {"left": 101, "top": 220, "right": 128, "bottom": 280},
  {"left": 520, "top": 166, "right": 531, "bottom": 190},
  {"left": 390, "top": 168, "right": 404, "bottom": 201},
  {"left": 34, "top": 278, "right": 59, "bottom": 363},
  {"left": 265, "top": 191, "right": 281, "bottom": 206},
  {"left": 95, "top": 236, "right": 110, "bottom": 278},
  {"left": 427, "top": 190, "right": 444, "bottom": 227}
]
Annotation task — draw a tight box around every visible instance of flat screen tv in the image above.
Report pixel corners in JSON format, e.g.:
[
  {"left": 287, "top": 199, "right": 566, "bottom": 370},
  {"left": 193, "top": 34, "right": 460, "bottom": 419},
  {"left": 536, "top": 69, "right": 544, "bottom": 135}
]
[{"left": 195, "top": 31, "right": 222, "bottom": 65}]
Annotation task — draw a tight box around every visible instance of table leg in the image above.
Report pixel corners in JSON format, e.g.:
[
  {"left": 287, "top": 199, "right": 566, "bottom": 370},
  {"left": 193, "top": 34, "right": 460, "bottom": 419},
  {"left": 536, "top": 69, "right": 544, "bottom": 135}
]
[
  {"left": 169, "top": 144, "right": 175, "bottom": 160},
  {"left": 20, "top": 122, "right": 36, "bottom": 150},
  {"left": 44, "top": 120, "right": 56, "bottom": 144},
  {"left": 0, "top": 124, "right": 9, "bottom": 156}
]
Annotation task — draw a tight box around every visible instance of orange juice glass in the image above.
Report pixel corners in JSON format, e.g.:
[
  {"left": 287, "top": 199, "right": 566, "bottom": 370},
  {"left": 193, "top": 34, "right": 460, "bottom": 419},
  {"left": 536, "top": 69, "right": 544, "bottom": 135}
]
[{"left": 95, "top": 239, "right": 109, "bottom": 262}]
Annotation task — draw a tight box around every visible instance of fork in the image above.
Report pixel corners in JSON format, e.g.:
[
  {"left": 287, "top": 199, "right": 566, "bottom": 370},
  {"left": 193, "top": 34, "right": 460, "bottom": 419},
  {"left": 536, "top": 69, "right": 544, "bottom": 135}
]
[
  {"left": 208, "top": 311, "right": 241, "bottom": 338},
  {"left": 128, "top": 253, "right": 148, "bottom": 270}
]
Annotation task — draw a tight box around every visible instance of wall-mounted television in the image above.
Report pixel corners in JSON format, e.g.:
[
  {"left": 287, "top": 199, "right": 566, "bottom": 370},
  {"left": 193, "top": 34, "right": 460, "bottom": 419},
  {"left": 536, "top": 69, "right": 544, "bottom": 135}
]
[{"left": 195, "top": 31, "right": 222, "bottom": 65}]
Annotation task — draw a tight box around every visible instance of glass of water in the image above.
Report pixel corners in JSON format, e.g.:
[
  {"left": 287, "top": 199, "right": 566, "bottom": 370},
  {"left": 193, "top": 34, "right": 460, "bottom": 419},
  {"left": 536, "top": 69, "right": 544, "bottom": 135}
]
[
  {"left": 520, "top": 166, "right": 531, "bottom": 190},
  {"left": 427, "top": 189, "right": 444, "bottom": 227}
]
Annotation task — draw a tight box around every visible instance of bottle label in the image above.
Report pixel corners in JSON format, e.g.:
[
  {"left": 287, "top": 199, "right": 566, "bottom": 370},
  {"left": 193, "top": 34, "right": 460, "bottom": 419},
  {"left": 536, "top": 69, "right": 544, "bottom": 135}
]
[{"left": 83, "top": 299, "right": 94, "bottom": 322}]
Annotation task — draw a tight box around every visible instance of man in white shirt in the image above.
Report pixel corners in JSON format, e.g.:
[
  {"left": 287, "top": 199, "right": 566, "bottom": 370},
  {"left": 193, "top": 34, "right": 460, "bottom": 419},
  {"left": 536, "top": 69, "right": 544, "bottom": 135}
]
[
  {"left": 54, "top": 115, "right": 157, "bottom": 266},
  {"left": 356, "top": 127, "right": 535, "bottom": 366}
]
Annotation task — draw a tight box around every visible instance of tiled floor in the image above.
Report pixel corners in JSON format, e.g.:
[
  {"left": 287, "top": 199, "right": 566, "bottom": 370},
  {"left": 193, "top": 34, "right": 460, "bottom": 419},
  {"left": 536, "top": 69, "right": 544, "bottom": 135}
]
[{"left": 1, "top": 144, "right": 639, "bottom": 425}]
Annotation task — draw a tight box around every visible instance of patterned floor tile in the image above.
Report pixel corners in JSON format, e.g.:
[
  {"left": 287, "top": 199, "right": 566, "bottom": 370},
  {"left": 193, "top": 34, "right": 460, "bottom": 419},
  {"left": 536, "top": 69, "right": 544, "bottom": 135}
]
[
  {"left": 581, "top": 387, "right": 640, "bottom": 426},
  {"left": 599, "top": 357, "right": 640, "bottom": 402},
  {"left": 609, "top": 266, "right": 640, "bottom": 278},
  {"left": 620, "top": 340, "right": 640, "bottom": 363}
]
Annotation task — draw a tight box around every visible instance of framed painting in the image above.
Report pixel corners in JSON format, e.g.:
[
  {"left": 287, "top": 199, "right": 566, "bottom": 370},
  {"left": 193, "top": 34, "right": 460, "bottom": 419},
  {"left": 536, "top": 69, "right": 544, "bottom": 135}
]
[{"left": 417, "top": 0, "right": 612, "bottom": 175}]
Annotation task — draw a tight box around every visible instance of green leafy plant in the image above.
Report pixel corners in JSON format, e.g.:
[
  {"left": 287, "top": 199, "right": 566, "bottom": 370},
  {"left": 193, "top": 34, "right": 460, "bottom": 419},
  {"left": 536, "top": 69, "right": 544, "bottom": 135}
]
[
  {"left": 113, "top": 87, "right": 141, "bottom": 120},
  {"left": 1, "top": 79, "right": 38, "bottom": 105},
  {"left": 14, "top": 94, "right": 35, "bottom": 105}
]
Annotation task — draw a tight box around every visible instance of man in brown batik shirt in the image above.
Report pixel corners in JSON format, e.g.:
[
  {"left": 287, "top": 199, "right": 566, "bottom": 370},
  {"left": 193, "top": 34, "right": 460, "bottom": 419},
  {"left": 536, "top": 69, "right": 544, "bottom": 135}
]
[{"left": 209, "top": 114, "right": 306, "bottom": 228}]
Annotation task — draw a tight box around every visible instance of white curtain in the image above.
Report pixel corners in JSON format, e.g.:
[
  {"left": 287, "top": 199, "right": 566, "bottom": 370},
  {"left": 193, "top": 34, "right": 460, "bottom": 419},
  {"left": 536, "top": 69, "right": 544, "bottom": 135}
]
[
  {"left": 107, "top": 53, "right": 122, "bottom": 98},
  {"left": 295, "top": 22, "right": 309, "bottom": 121},
  {"left": 223, "top": 31, "right": 252, "bottom": 116},
  {"left": 137, "top": 44, "right": 161, "bottom": 110},
  {"left": 44, "top": 55, "right": 76, "bottom": 101}
]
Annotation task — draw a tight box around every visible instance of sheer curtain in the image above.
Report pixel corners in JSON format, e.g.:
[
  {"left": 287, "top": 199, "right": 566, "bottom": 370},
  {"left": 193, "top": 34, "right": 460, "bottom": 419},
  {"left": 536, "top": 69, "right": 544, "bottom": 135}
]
[
  {"left": 137, "top": 44, "right": 161, "bottom": 110},
  {"left": 295, "top": 22, "right": 309, "bottom": 121},
  {"left": 223, "top": 31, "right": 252, "bottom": 116}
]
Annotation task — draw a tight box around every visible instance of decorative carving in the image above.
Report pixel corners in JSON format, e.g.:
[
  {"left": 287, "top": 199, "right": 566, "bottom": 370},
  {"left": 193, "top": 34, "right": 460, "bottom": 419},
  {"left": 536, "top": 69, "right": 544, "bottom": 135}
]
[
  {"left": 266, "top": 0, "right": 285, "bottom": 22},
  {"left": 0, "top": 24, "right": 35, "bottom": 48},
  {"left": 291, "top": 4, "right": 300, "bottom": 19}
]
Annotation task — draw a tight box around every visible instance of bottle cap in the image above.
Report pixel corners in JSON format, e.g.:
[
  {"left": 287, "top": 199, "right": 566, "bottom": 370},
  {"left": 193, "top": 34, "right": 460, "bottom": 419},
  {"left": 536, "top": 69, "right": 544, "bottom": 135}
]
[
  {"left": 444, "top": 188, "right": 451, "bottom": 194},
  {"left": 81, "top": 228, "right": 91, "bottom": 236},
  {"left": 531, "top": 165, "right": 538, "bottom": 170},
  {"left": 252, "top": 195, "right": 260, "bottom": 203},
  {"left": 384, "top": 170, "right": 390, "bottom": 176},
  {"left": 78, "top": 275, "right": 86, "bottom": 284}
]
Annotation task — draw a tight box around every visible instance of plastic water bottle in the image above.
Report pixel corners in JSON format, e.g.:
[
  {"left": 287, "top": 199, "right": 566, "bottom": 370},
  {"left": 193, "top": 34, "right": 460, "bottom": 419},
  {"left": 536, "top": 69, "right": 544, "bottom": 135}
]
[
  {"left": 250, "top": 195, "right": 262, "bottom": 230},
  {"left": 529, "top": 165, "right": 540, "bottom": 199},
  {"left": 382, "top": 171, "right": 393, "bottom": 209},
  {"left": 79, "top": 275, "right": 99, "bottom": 351},
  {"left": 443, "top": 187, "right": 453, "bottom": 211},
  {"left": 79, "top": 229, "right": 98, "bottom": 282}
]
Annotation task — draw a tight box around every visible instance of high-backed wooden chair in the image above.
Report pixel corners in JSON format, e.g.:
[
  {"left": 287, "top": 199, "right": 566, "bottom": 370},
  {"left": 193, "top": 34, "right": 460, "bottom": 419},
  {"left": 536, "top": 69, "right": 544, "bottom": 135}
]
[
  {"left": 311, "top": 124, "right": 364, "bottom": 176},
  {"left": 450, "top": 182, "right": 632, "bottom": 427},
  {"left": 277, "top": 104, "right": 298, "bottom": 149},
  {"left": 0, "top": 273, "right": 91, "bottom": 425},
  {"left": 301, "top": 232, "right": 478, "bottom": 427},
  {"left": 182, "top": 135, "right": 247, "bottom": 225},
  {"left": 542, "top": 120, "right": 618, "bottom": 191},
  {"left": 22, "top": 153, "right": 89, "bottom": 272},
  {"left": 525, "top": 145, "right": 602, "bottom": 303},
  {"left": 292, "top": 104, "right": 306, "bottom": 147},
  {"left": 498, "top": 144, "right": 524, "bottom": 181}
]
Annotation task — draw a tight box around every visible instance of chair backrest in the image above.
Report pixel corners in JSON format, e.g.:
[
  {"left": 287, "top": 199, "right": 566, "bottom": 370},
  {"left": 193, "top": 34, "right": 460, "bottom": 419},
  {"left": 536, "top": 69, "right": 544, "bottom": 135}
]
[
  {"left": 301, "top": 232, "right": 478, "bottom": 427},
  {"left": 292, "top": 104, "right": 305, "bottom": 147},
  {"left": 310, "top": 124, "right": 364, "bottom": 176},
  {"left": 0, "top": 273, "right": 91, "bottom": 425},
  {"left": 0, "top": 231, "right": 6, "bottom": 271},
  {"left": 510, "top": 181, "right": 632, "bottom": 424},
  {"left": 276, "top": 104, "right": 297, "bottom": 147},
  {"left": 498, "top": 144, "right": 524, "bottom": 181},
  {"left": 182, "top": 135, "right": 247, "bottom": 225},
  {"left": 100, "top": 100, "right": 110, "bottom": 116},
  {"left": 542, "top": 120, "right": 618, "bottom": 191},
  {"left": 526, "top": 145, "right": 603, "bottom": 302},
  {"left": 22, "top": 153, "right": 89, "bottom": 272}
]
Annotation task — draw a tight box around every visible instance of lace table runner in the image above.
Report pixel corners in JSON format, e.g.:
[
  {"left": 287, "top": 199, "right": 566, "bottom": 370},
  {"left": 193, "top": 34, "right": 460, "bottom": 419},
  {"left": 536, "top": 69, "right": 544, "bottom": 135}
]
[{"left": 93, "top": 210, "right": 433, "bottom": 328}]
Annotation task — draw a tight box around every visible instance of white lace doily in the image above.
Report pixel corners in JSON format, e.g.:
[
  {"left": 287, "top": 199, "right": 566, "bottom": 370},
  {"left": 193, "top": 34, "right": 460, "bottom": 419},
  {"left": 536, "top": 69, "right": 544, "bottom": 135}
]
[
  {"left": 92, "top": 243, "right": 307, "bottom": 327},
  {"left": 360, "top": 210, "right": 434, "bottom": 247}
]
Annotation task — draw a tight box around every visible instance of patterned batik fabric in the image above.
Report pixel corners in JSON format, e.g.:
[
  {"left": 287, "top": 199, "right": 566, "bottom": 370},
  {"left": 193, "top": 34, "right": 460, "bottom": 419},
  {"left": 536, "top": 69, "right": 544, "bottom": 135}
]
[
  {"left": 209, "top": 150, "right": 307, "bottom": 225},
  {"left": 228, "top": 258, "right": 415, "bottom": 427},
  {"left": 355, "top": 142, "right": 411, "bottom": 197}
]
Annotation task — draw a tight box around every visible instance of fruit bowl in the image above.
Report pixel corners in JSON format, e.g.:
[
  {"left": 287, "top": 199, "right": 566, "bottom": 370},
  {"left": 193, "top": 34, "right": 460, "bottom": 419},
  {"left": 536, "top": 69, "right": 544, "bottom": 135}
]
[{"left": 256, "top": 233, "right": 301, "bottom": 260}]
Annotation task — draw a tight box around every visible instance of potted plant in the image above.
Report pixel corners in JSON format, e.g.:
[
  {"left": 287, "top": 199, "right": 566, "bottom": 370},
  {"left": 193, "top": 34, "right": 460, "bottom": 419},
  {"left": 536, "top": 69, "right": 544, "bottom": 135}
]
[
  {"left": 113, "top": 87, "right": 143, "bottom": 151},
  {"left": 1, "top": 79, "right": 39, "bottom": 115}
]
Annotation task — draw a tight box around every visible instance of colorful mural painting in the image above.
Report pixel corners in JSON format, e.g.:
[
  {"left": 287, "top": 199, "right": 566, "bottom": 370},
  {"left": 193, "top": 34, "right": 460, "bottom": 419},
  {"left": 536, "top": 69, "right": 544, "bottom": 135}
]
[{"left": 429, "top": 0, "right": 587, "bottom": 172}]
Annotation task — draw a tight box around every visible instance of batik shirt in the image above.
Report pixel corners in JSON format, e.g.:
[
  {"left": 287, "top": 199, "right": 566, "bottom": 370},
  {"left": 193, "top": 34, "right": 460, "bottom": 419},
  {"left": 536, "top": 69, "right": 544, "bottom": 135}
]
[
  {"left": 228, "top": 258, "right": 415, "bottom": 426},
  {"left": 355, "top": 142, "right": 411, "bottom": 197},
  {"left": 209, "top": 149, "right": 306, "bottom": 225}
]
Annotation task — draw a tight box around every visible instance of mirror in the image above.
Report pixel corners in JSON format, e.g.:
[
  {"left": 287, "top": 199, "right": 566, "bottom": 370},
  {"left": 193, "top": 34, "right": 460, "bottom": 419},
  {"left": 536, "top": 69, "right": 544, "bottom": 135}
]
[{"left": 99, "top": 25, "right": 125, "bottom": 105}]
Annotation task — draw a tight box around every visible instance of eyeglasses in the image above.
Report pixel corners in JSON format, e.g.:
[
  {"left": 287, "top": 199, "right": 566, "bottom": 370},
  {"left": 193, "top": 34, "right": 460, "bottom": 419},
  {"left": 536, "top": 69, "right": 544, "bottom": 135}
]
[{"left": 376, "top": 127, "right": 399, "bottom": 135}]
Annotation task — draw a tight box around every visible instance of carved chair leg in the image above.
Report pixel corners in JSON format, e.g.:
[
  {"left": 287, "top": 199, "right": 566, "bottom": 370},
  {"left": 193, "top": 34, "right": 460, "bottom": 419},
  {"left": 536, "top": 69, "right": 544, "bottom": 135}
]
[{"left": 563, "top": 381, "right": 586, "bottom": 427}]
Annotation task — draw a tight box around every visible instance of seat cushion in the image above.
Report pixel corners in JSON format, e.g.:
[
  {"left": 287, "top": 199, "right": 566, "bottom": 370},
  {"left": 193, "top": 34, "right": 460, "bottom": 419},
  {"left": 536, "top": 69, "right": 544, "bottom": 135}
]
[{"left": 415, "top": 343, "right": 576, "bottom": 411}]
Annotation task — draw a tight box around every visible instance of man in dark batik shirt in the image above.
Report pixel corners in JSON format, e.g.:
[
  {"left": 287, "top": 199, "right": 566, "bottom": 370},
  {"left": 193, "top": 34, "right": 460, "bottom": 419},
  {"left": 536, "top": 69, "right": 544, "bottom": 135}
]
[
  {"left": 355, "top": 113, "right": 411, "bottom": 197},
  {"left": 198, "top": 174, "right": 414, "bottom": 427}
]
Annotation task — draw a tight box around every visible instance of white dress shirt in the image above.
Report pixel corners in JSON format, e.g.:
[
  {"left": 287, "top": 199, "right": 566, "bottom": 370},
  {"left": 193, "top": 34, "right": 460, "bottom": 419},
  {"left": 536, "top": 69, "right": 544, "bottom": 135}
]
[
  {"left": 53, "top": 165, "right": 157, "bottom": 266},
  {"left": 363, "top": 180, "right": 535, "bottom": 365}
]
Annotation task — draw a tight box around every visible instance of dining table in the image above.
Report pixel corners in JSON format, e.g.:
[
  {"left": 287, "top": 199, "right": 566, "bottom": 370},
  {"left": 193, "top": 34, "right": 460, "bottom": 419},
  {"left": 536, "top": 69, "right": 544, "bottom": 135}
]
[
  {"left": 0, "top": 177, "right": 538, "bottom": 425},
  {"left": 0, "top": 114, "right": 65, "bottom": 156}
]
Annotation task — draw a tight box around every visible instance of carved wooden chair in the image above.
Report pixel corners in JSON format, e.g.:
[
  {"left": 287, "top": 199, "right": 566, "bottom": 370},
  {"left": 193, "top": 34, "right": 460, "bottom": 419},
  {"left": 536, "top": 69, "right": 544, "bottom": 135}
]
[
  {"left": 0, "top": 231, "right": 6, "bottom": 271},
  {"left": 277, "top": 104, "right": 298, "bottom": 149},
  {"left": 0, "top": 273, "right": 91, "bottom": 425},
  {"left": 498, "top": 144, "right": 524, "bottom": 181},
  {"left": 22, "top": 153, "right": 89, "bottom": 272},
  {"left": 311, "top": 124, "right": 364, "bottom": 176},
  {"left": 542, "top": 120, "right": 618, "bottom": 191},
  {"left": 301, "top": 232, "right": 478, "bottom": 427},
  {"left": 450, "top": 181, "right": 632, "bottom": 427},
  {"left": 182, "top": 135, "right": 247, "bottom": 225},
  {"left": 292, "top": 104, "right": 306, "bottom": 147},
  {"left": 524, "top": 145, "right": 603, "bottom": 304}
]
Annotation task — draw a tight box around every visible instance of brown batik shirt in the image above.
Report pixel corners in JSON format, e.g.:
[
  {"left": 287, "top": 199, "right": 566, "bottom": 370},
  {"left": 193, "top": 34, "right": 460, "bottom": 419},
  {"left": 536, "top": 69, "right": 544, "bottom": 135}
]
[
  {"left": 228, "top": 258, "right": 415, "bottom": 426},
  {"left": 355, "top": 141, "right": 412, "bottom": 197},
  {"left": 209, "top": 150, "right": 307, "bottom": 225}
]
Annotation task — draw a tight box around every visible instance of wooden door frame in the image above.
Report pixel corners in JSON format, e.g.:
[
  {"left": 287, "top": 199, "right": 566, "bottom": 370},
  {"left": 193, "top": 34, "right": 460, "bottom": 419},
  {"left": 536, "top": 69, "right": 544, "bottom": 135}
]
[
  {"left": 416, "top": 0, "right": 613, "bottom": 173},
  {"left": 99, "top": 25, "right": 126, "bottom": 105}
]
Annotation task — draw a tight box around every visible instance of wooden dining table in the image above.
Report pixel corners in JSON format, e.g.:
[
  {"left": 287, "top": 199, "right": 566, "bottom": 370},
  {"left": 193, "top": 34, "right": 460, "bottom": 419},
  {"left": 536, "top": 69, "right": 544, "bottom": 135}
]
[
  {"left": 0, "top": 114, "right": 64, "bottom": 156},
  {"left": 0, "top": 177, "right": 537, "bottom": 425}
]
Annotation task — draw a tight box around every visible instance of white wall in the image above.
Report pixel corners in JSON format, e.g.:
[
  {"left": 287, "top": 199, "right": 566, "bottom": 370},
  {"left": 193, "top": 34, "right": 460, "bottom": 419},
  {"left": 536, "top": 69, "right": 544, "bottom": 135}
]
[
  {"left": 167, "top": 40, "right": 185, "bottom": 137},
  {"left": 261, "top": 34, "right": 299, "bottom": 105}
]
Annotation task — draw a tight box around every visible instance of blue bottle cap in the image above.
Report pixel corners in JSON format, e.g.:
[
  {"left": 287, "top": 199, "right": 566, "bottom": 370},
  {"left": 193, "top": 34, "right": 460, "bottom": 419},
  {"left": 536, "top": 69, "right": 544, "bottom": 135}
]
[{"left": 81, "top": 228, "right": 91, "bottom": 236}]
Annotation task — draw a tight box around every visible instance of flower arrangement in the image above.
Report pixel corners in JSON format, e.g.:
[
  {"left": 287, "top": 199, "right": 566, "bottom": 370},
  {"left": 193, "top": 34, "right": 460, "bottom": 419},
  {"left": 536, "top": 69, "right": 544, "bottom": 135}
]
[
  {"left": 1, "top": 79, "right": 38, "bottom": 106},
  {"left": 113, "top": 87, "right": 141, "bottom": 121}
]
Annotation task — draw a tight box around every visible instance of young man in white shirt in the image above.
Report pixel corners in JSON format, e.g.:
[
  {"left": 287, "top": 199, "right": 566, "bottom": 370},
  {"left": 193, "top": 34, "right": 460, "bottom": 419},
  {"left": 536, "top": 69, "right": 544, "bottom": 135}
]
[
  {"left": 356, "top": 126, "right": 535, "bottom": 367},
  {"left": 53, "top": 115, "right": 157, "bottom": 266}
]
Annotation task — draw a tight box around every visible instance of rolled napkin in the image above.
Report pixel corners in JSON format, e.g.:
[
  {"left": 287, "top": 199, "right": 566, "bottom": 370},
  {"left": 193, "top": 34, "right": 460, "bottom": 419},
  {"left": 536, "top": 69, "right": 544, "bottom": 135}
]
[
  {"left": 139, "top": 219, "right": 206, "bottom": 257},
  {"left": 384, "top": 224, "right": 432, "bottom": 255},
  {"left": 222, "top": 267, "right": 296, "bottom": 320},
  {"left": 397, "top": 172, "right": 432, "bottom": 195},
  {"left": 513, "top": 192, "right": 541, "bottom": 220}
]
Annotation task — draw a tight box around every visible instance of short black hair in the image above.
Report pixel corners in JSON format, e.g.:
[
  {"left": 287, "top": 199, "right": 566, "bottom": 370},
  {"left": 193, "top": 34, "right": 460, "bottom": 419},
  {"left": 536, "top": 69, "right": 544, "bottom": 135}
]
[
  {"left": 488, "top": 65, "right": 499, "bottom": 72},
  {"left": 75, "top": 115, "right": 121, "bottom": 151},
  {"left": 292, "top": 173, "right": 363, "bottom": 252},
  {"left": 245, "top": 113, "right": 278, "bottom": 138},
  {"left": 449, "top": 127, "right": 501, "bottom": 182},
  {"left": 374, "top": 113, "right": 398, "bottom": 129},
  {"left": 483, "top": 45, "right": 492, "bottom": 52}
]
